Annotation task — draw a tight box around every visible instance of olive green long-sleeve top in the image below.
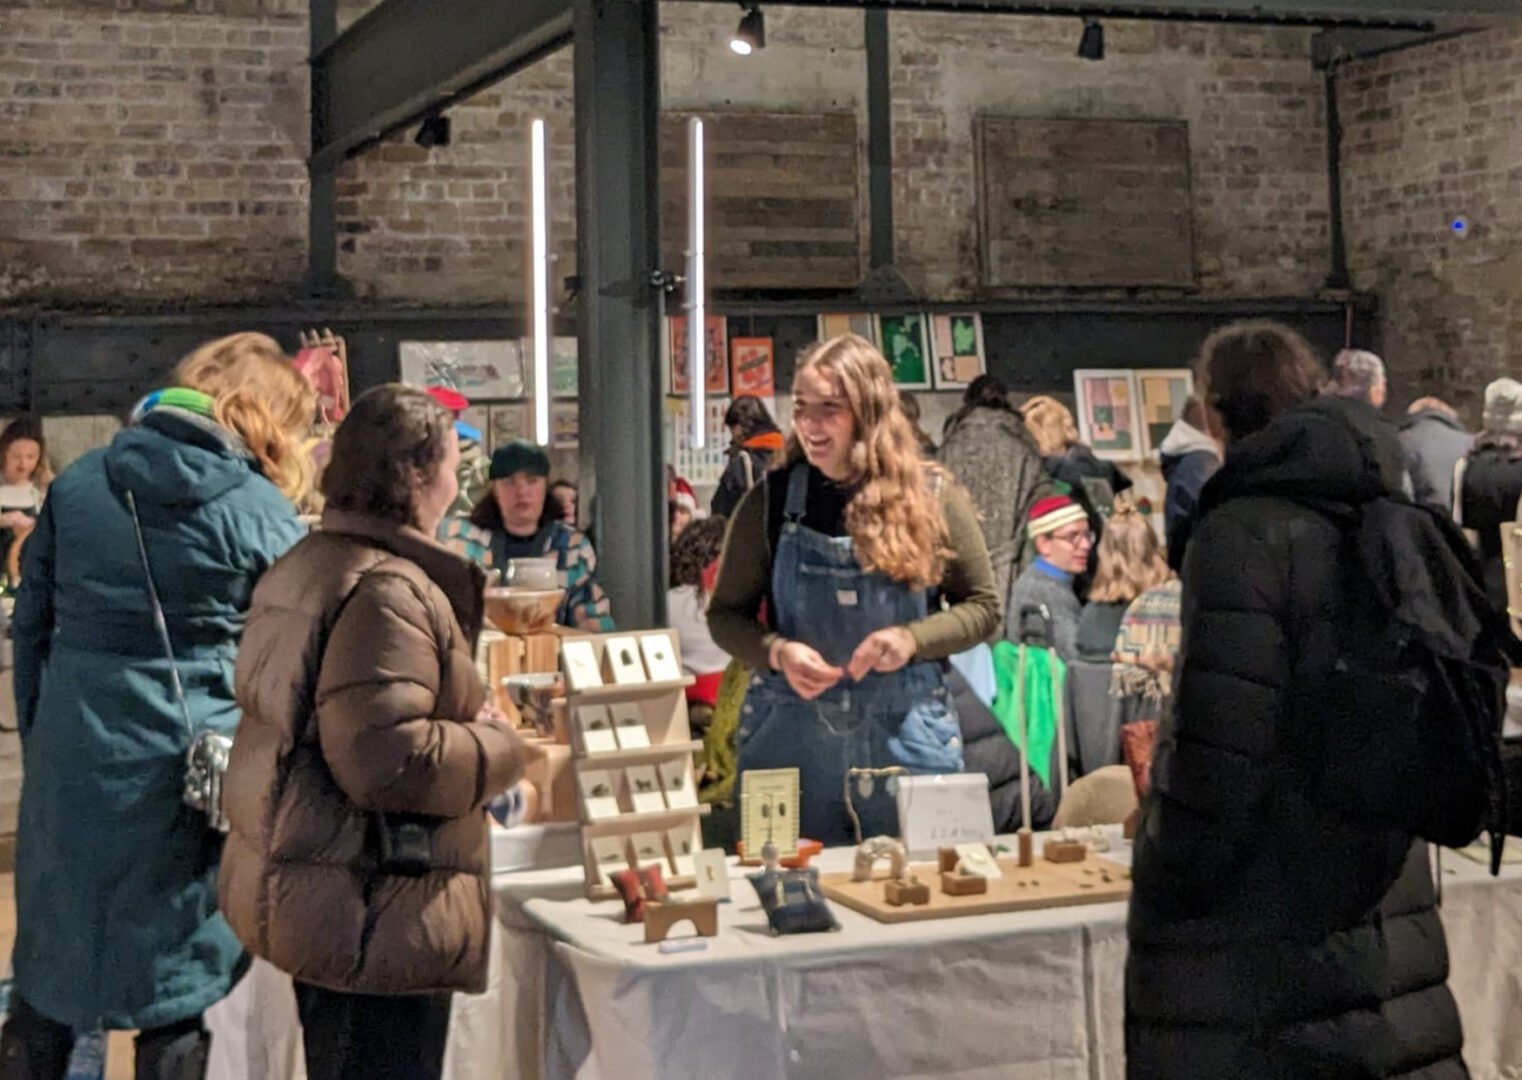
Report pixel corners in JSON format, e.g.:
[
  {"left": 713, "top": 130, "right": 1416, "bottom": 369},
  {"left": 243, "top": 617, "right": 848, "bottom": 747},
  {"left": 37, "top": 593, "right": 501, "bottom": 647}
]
[{"left": 707, "top": 465, "right": 1002, "bottom": 672}]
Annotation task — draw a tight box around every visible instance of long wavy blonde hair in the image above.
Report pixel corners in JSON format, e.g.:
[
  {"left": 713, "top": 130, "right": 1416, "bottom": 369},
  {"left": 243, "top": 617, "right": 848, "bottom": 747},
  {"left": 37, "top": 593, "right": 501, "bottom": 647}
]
[
  {"left": 1022, "top": 395, "right": 1080, "bottom": 456},
  {"left": 783, "top": 334, "right": 950, "bottom": 589},
  {"left": 1087, "top": 501, "right": 1172, "bottom": 604},
  {"left": 173, "top": 333, "right": 315, "bottom": 501}
]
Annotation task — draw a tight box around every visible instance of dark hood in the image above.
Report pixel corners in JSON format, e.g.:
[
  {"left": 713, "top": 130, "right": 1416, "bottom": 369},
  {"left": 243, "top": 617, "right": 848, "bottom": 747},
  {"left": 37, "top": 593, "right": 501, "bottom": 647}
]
[
  {"left": 102, "top": 408, "right": 260, "bottom": 509},
  {"left": 1199, "top": 396, "right": 1405, "bottom": 518}
]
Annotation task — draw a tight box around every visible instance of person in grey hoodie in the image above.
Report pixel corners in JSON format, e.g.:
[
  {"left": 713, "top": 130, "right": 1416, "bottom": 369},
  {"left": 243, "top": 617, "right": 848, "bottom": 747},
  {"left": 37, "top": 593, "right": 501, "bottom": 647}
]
[
  {"left": 1006, "top": 494, "right": 1091, "bottom": 660},
  {"left": 1158, "top": 395, "right": 1221, "bottom": 572},
  {"left": 1400, "top": 396, "right": 1473, "bottom": 512},
  {"left": 940, "top": 375, "right": 1050, "bottom": 614}
]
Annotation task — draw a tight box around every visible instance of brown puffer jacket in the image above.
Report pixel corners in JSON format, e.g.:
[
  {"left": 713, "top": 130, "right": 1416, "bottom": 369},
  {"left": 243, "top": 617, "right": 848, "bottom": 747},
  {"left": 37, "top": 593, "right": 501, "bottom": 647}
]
[{"left": 219, "top": 509, "right": 524, "bottom": 995}]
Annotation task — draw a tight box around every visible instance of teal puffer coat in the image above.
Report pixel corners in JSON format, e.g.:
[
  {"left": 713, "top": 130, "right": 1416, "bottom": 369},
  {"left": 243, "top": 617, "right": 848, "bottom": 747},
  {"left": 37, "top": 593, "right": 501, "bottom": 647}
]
[{"left": 10, "top": 408, "right": 303, "bottom": 1031}]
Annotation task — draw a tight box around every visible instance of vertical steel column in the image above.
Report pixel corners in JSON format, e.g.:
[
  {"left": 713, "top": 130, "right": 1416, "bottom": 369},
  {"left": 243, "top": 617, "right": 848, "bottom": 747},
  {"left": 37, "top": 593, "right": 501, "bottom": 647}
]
[
  {"left": 575, "top": 0, "right": 666, "bottom": 628},
  {"left": 1323, "top": 66, "right": 1352, "bottom": 291},
  {"left": 307, "top": 0, "right": 345, "bottom": 297},
  {"left": 866, "top": 8, "right": 894, "bottom": 271}
]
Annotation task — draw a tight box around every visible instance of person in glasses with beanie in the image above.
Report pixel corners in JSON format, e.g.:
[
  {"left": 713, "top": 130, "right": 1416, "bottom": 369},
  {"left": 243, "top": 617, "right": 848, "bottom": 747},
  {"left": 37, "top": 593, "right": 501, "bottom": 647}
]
[
  {"left": 441, "top": 439, "right": 614, "bottom": 631},
  {"left": 1005, "top": 494, "right": 1090, "bottom": 661}
]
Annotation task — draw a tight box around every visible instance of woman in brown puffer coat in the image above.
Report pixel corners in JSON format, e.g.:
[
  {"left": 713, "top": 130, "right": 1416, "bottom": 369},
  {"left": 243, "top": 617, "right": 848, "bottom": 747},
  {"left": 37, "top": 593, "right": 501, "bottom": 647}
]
[{"left": 219, "top": 384, "right": 528, "bottom": 1080}]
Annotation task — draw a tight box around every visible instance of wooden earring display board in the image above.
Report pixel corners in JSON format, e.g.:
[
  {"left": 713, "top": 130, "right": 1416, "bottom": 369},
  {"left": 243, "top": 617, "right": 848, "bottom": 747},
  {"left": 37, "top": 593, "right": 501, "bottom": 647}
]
[{"left": 564, "top": 631, "right": 708, "bottom": 900}]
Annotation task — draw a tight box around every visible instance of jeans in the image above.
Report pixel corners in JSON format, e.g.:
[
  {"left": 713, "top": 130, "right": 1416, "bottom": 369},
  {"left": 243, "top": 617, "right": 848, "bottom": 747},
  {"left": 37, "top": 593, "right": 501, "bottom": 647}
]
[
  {"left": 0, "top": 995, "right": 208, "bottom": 1080},
  {"left": 293, "top": 983, "right": 452, "bottom": 1080}
]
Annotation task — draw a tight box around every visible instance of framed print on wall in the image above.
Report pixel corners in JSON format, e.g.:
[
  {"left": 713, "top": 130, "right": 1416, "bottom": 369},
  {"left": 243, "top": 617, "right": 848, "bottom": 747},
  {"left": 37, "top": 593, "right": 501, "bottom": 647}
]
[
  {"left": 398, "top": 340, "right": 524, "bottom": 399},
  {"left": 1135, "top": 369, "right": 1195, "bottom": 458},
  {"left": 729, "top": 337, "right": 776, "bottom": 398},
  {"left": 876, "top": 313, "right": 931, "bottom": 389},
  {"left": 1073, "top": 369, "right": 1143, "bottom": 462},
  {"left": 668, "top": 315, "right": 730, "bottom": 396},
  {"left": 929, "top": 314, "right": 987, "bottom": 390},
  {"left": 816, "top": 313, "right": 877, "bottom": 345}
]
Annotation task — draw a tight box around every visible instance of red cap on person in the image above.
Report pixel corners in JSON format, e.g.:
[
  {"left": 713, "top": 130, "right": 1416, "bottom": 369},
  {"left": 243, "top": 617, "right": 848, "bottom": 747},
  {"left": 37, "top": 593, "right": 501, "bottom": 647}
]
[
  {"left": 1028, "top": 494, "right": 1088, "bottom": 539},
  {"left": 426, "top": 386, "right": 469, "bottom": 415}
]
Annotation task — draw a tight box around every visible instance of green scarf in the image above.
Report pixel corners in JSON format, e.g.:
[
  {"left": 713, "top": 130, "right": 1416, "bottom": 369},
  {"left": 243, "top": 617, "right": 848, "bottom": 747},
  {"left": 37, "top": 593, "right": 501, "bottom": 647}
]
[{"left": 990, "top": 640, "right": 1064, "bottom": 788}]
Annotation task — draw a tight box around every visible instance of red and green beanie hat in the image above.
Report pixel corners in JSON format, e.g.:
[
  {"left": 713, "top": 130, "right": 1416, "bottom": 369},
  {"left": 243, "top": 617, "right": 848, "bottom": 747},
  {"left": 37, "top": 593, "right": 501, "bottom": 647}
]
[{"left": 1028, "top": 494, "right": 1087, "bottom": 539}]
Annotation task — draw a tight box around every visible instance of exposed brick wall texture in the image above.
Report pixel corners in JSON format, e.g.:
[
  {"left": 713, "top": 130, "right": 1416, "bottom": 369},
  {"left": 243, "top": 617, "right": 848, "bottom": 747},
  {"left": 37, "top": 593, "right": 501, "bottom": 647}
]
[
  {"left": 0, "top": 5, "right": 309, "bottom": 304},
  {"left": 1340, "top": 27, "right": 1522, "bottom": 416}
]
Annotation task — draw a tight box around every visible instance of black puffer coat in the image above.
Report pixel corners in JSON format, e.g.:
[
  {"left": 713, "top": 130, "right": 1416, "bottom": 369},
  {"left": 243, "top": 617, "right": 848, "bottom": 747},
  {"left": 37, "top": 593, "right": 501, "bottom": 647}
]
[{"left": 1127, "top": 397, "right": 1467, "bottom": 1080}]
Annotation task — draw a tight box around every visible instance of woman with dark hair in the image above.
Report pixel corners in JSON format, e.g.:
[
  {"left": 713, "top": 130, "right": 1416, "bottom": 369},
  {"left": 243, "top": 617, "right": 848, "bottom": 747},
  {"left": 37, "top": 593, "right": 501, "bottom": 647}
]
[
  {"left": 442, "top": 440, "right": 613, "bottom": 631},
  {"left": 667, "top": 515, "right": 730, "bottom": 717},
  {"left": 711, "top": 394, "right": 783, "bottom": 519},
  {"left": 1126, "top": 321, "right": 1465, "bottom": 1079},
  {"left": 897, "top": 391, "right": 937, "bottom": 457},
  {"left": 2, "top": 334, "right": 312, "bottom": 1080},
  {"left": 220, "top": 384, "right": 529, "bottom": 1080},
  {"left": 938, "top": 374, "right": 1049, "bottom": 609}
]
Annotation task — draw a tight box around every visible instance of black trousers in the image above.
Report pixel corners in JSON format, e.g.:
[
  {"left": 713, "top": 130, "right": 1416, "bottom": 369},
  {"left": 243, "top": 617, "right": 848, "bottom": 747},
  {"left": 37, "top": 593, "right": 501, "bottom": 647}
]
[
  {"left": 293, "top": 983, "right": 452, "bottom": 1080},
  {"left": 0, "top": 995, "right": 208, "bottom": 1080}
]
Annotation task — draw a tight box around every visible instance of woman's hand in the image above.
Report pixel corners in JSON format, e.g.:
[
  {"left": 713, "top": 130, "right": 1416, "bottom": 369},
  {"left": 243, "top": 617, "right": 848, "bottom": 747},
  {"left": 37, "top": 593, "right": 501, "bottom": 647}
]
[
  {"left": 0, "top": 511, "right": 32, "bottom": 532},
  {"left": 774, "top": 640, "right": 844, "bottom": 701},
  {"left": 846, "top": 626, "right": 918, "bottom": 683}
]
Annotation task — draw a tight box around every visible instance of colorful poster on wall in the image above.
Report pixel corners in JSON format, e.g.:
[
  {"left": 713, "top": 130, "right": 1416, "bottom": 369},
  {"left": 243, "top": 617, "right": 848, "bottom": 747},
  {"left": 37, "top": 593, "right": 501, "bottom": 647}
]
[
  {"left": 1073, "top": 370, "right": 1142, "bottom": 462},
  {"left": 669, "top": 315, "right": 730, "bottom": 396},
  {"left": 876, "top": 314, "right": 931, "bottom": 389},
  {"left": 488, "top": 403, "right": 530, "bottom": 449},
  {"left": 729, "top": 337, "right": 776, "bottom": 398},
  {"left": 1136, "top": 369, "right": 1195, "bottom": 458},
  {"left": 665, "top": 396, "right": 734, "bottom": 487},
  {"left": 398, "top": 340, "right": 524, "bottom": 399},
  {"left": 551, "top": 402, "right": 580, "bottom": 449},
  {"left": 929, "top": 314, "right": 987, "bottom": 390},
  {"left": 817, "top": 313, "right": 877, "bottom": 345},
  {"left": 552, "top": 337, "right": 579, "bottom": 398}
]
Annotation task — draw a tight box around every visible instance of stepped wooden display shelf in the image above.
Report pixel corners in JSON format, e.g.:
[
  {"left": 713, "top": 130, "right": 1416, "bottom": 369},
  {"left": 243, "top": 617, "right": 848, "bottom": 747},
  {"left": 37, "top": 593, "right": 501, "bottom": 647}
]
[{"left": 563, "top": 631, "right": 708, "bottom": 900}]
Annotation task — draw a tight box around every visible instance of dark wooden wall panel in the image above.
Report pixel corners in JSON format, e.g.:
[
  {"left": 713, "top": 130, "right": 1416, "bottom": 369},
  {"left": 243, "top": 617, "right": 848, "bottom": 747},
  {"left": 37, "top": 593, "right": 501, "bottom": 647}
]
[
  {"left": 977, "top": 116, "right": 1196, "bottom": 290},
  {"left": 662, "top": 111, "right": 863, "bottom": 292}
]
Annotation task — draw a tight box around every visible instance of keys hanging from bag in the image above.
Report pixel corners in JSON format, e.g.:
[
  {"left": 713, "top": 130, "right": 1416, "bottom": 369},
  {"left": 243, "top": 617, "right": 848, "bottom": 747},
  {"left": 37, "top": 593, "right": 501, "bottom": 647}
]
[{"left": 125, "top": 489, "right": 232, "bottom": 833}]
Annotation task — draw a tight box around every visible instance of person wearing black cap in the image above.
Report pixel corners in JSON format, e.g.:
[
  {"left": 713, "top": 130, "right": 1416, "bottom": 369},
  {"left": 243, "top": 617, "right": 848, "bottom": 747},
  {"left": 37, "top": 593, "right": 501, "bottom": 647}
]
[{"left": 441, "top": 440, "right": 614, "bottom": 631}]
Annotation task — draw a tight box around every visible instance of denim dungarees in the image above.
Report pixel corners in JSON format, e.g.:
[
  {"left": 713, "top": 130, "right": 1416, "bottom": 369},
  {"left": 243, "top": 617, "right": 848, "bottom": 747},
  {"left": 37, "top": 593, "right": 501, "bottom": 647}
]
[{"left": 735, "top": 464, "right": 964, "bottom": 846}]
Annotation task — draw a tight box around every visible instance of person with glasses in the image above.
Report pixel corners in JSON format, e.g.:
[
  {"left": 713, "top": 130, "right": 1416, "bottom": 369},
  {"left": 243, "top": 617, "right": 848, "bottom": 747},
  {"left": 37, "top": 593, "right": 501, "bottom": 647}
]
[
  {"left": 707, "top": 334, "right": 1000, "bottom": 847},
  {"left": 1005, "top": 495, "right": 1090, "bottom": 661}
]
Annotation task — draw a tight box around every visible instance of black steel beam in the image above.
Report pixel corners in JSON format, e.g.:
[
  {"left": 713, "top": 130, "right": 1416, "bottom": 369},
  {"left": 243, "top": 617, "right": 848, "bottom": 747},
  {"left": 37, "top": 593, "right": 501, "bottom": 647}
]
[
  {"left": 311, "top": 0, "right": 572, "bottom": 169},
  {"left": 575, "top": 0, "right": 667, "bottom": 629},
  {"left": 661, "top": 0, "right": 1518, "bottom": 31},
  {"left": 866, "top": 9, "right": 894, "bottom": 270},
  {"left": 306, "top": 0, "right": 343, "bottom": 296},
  {"left": 1323, "top": 67, "right": 1350, "bottom": 292}
]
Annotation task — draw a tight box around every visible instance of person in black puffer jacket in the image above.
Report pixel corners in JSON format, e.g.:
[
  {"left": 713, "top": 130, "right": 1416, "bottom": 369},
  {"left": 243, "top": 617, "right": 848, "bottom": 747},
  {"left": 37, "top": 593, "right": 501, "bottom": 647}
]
[
  {"left": 1457, "top": 377, "right": 1522, "bottom": 613},
  {"left": 1127, "top": 321, "right": 1467, "bottom": 1080}
]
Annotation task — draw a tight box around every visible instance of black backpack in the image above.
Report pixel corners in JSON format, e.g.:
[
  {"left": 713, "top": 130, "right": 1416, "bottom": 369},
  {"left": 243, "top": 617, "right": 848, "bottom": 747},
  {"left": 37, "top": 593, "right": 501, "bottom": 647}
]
[{"left": 1304, "top": 494, "right": 1522, "bottom": 872}]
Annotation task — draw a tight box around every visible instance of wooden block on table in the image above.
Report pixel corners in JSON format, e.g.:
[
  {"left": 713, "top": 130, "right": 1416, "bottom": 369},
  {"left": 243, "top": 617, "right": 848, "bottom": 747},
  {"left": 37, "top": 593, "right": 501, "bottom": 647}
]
[
  {"left": 884, "top": 878, "right": 931, "bottom": 906},
  {"left": 644, "top": 897, "right": 720, "bottom": 944},
  {"left": 1043, "top": 840, "right": 1088, "bottom": 864},
  {"left": 937, "top": 847, "right": 960, "bottom": 874},
  {"left": 940, "top": 871, "right": 989, "bottom": 897}
]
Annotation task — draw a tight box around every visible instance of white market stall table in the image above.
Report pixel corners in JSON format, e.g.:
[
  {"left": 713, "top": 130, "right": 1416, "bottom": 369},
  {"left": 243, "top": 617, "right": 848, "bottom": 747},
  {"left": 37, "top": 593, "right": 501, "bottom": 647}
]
[{"left": 207, "top": 831, "right": 1522, "bottom": 1080}]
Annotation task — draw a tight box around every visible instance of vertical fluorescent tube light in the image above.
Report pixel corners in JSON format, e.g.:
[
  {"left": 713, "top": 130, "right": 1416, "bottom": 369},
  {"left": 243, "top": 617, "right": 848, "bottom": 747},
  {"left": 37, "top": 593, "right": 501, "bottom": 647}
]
[
  {"left": 530, "top": 117, "right": 551, "bottom": 446},
  {"left": 687, "top": 117, "right": 707, "bottom": 449}
]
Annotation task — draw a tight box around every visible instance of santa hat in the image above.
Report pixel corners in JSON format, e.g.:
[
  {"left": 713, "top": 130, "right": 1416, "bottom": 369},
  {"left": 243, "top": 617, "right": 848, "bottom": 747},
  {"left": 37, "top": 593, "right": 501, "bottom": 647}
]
[
  {"left": 671, "top": 476, "right": 698, "bottom": 514},
  {"left": 1027, "top": 495, "right": 1087, "bottom": 539}
]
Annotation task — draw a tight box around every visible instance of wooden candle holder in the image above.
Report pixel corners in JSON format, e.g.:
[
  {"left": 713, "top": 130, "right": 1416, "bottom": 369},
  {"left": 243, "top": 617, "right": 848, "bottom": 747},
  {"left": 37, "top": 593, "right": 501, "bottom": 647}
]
[{"left": 644, "top": 897, "right": 720, "bottom": 944}]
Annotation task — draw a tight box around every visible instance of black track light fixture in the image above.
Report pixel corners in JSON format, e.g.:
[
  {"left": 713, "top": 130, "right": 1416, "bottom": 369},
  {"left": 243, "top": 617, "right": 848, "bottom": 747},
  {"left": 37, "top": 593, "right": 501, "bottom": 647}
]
[
  {"left": 415, "top": 114, "right": 451, "bottom": 149},
  {"left": 1077, "top": 18, "right": 1104, "bottom": 61},
  {"left": 730, "top": 4, "right": 765, "bottom": 57}
]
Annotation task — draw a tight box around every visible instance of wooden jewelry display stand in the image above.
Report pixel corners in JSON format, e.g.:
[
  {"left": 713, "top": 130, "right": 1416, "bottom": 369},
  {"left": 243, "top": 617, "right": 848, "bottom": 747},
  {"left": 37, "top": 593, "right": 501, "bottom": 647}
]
[{"left": 564, "top": 631, "right": 708, "bottom": 900}]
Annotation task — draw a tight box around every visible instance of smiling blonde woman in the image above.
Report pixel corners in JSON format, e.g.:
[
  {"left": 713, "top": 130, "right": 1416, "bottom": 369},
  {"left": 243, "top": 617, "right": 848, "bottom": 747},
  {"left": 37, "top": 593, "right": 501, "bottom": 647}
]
[{"left": 707, "top": 334, "right": 1000, "bottom": 846}]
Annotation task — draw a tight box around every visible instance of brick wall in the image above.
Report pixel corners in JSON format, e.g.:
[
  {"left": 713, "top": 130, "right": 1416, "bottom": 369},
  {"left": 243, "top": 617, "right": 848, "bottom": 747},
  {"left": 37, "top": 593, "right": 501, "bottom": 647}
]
[
  {"left": 0, "top": 3, "right": 309, "bottom": 304},
  {"left": 1340, "top": 26, "right": 1522, "bottom": 414}
]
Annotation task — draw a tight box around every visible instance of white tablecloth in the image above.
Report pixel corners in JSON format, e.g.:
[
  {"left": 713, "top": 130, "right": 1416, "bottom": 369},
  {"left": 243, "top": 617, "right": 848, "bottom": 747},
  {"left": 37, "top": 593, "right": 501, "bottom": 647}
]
[{"left": 209, "top": 834, "right": 1522, "bottom": 1080}]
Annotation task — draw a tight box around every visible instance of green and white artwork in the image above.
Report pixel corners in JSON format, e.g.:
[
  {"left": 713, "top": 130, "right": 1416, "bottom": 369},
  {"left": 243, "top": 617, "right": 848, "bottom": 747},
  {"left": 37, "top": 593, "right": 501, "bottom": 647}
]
[{"left": 876, "top": 314, "right": 931, "bottom": 389}]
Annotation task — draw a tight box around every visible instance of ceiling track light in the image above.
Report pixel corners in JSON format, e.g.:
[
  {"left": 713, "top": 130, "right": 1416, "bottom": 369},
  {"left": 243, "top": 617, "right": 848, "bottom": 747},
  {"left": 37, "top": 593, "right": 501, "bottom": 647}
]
[
  {"left": 730, "top": 4, "right": 765, "bottom": 56},
  {"left": 1077, "top": 18, "right": 1104, "bottom": 61}
]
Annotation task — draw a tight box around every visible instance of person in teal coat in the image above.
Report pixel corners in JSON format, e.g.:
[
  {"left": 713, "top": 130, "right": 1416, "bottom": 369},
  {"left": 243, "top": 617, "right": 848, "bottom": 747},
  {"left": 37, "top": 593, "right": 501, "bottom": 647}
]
[{"left": 0, "top": 334, "right": 314, "bottom": 1080}]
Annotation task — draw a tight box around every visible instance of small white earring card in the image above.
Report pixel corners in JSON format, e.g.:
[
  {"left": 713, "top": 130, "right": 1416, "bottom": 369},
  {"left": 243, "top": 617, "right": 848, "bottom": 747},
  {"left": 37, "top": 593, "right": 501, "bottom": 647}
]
[
  {"left": 589, "top": 836, "right": 628, "bottom": 887},
  {"left": 658, "top": 758, "right": 698, "bottom": 809},
  {"left": 629, "top": 830, "right": 668, "bottom": 872},
  {"left": 610, "top": 702, "right": 651, "bottom": 749},
  {"left": 562, "top": 641, "right": 603, "bottom": 692},
  {"left": 666, "top": 825, "right": 698, "bottom": 878},
  {"left": 694, "top": 848, "right": 731, "bottom": 901},
  {"left": 954, "top": 842, "right": 1003, "bottom": 880},
  {"left": 639, "top": 633, "right": 683, "bottom": 682},
  {"left": 603, "top": 636, "right": 648, "bottom": 685},
  {"left": 575, "top": 705, "right": 619, "bottom": 754},
  {"left": 626, "top": 764, "right": 665, "bottom": 813},
  {"left": 579, "top": 769, "right": 622, "bottom": 821}
]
